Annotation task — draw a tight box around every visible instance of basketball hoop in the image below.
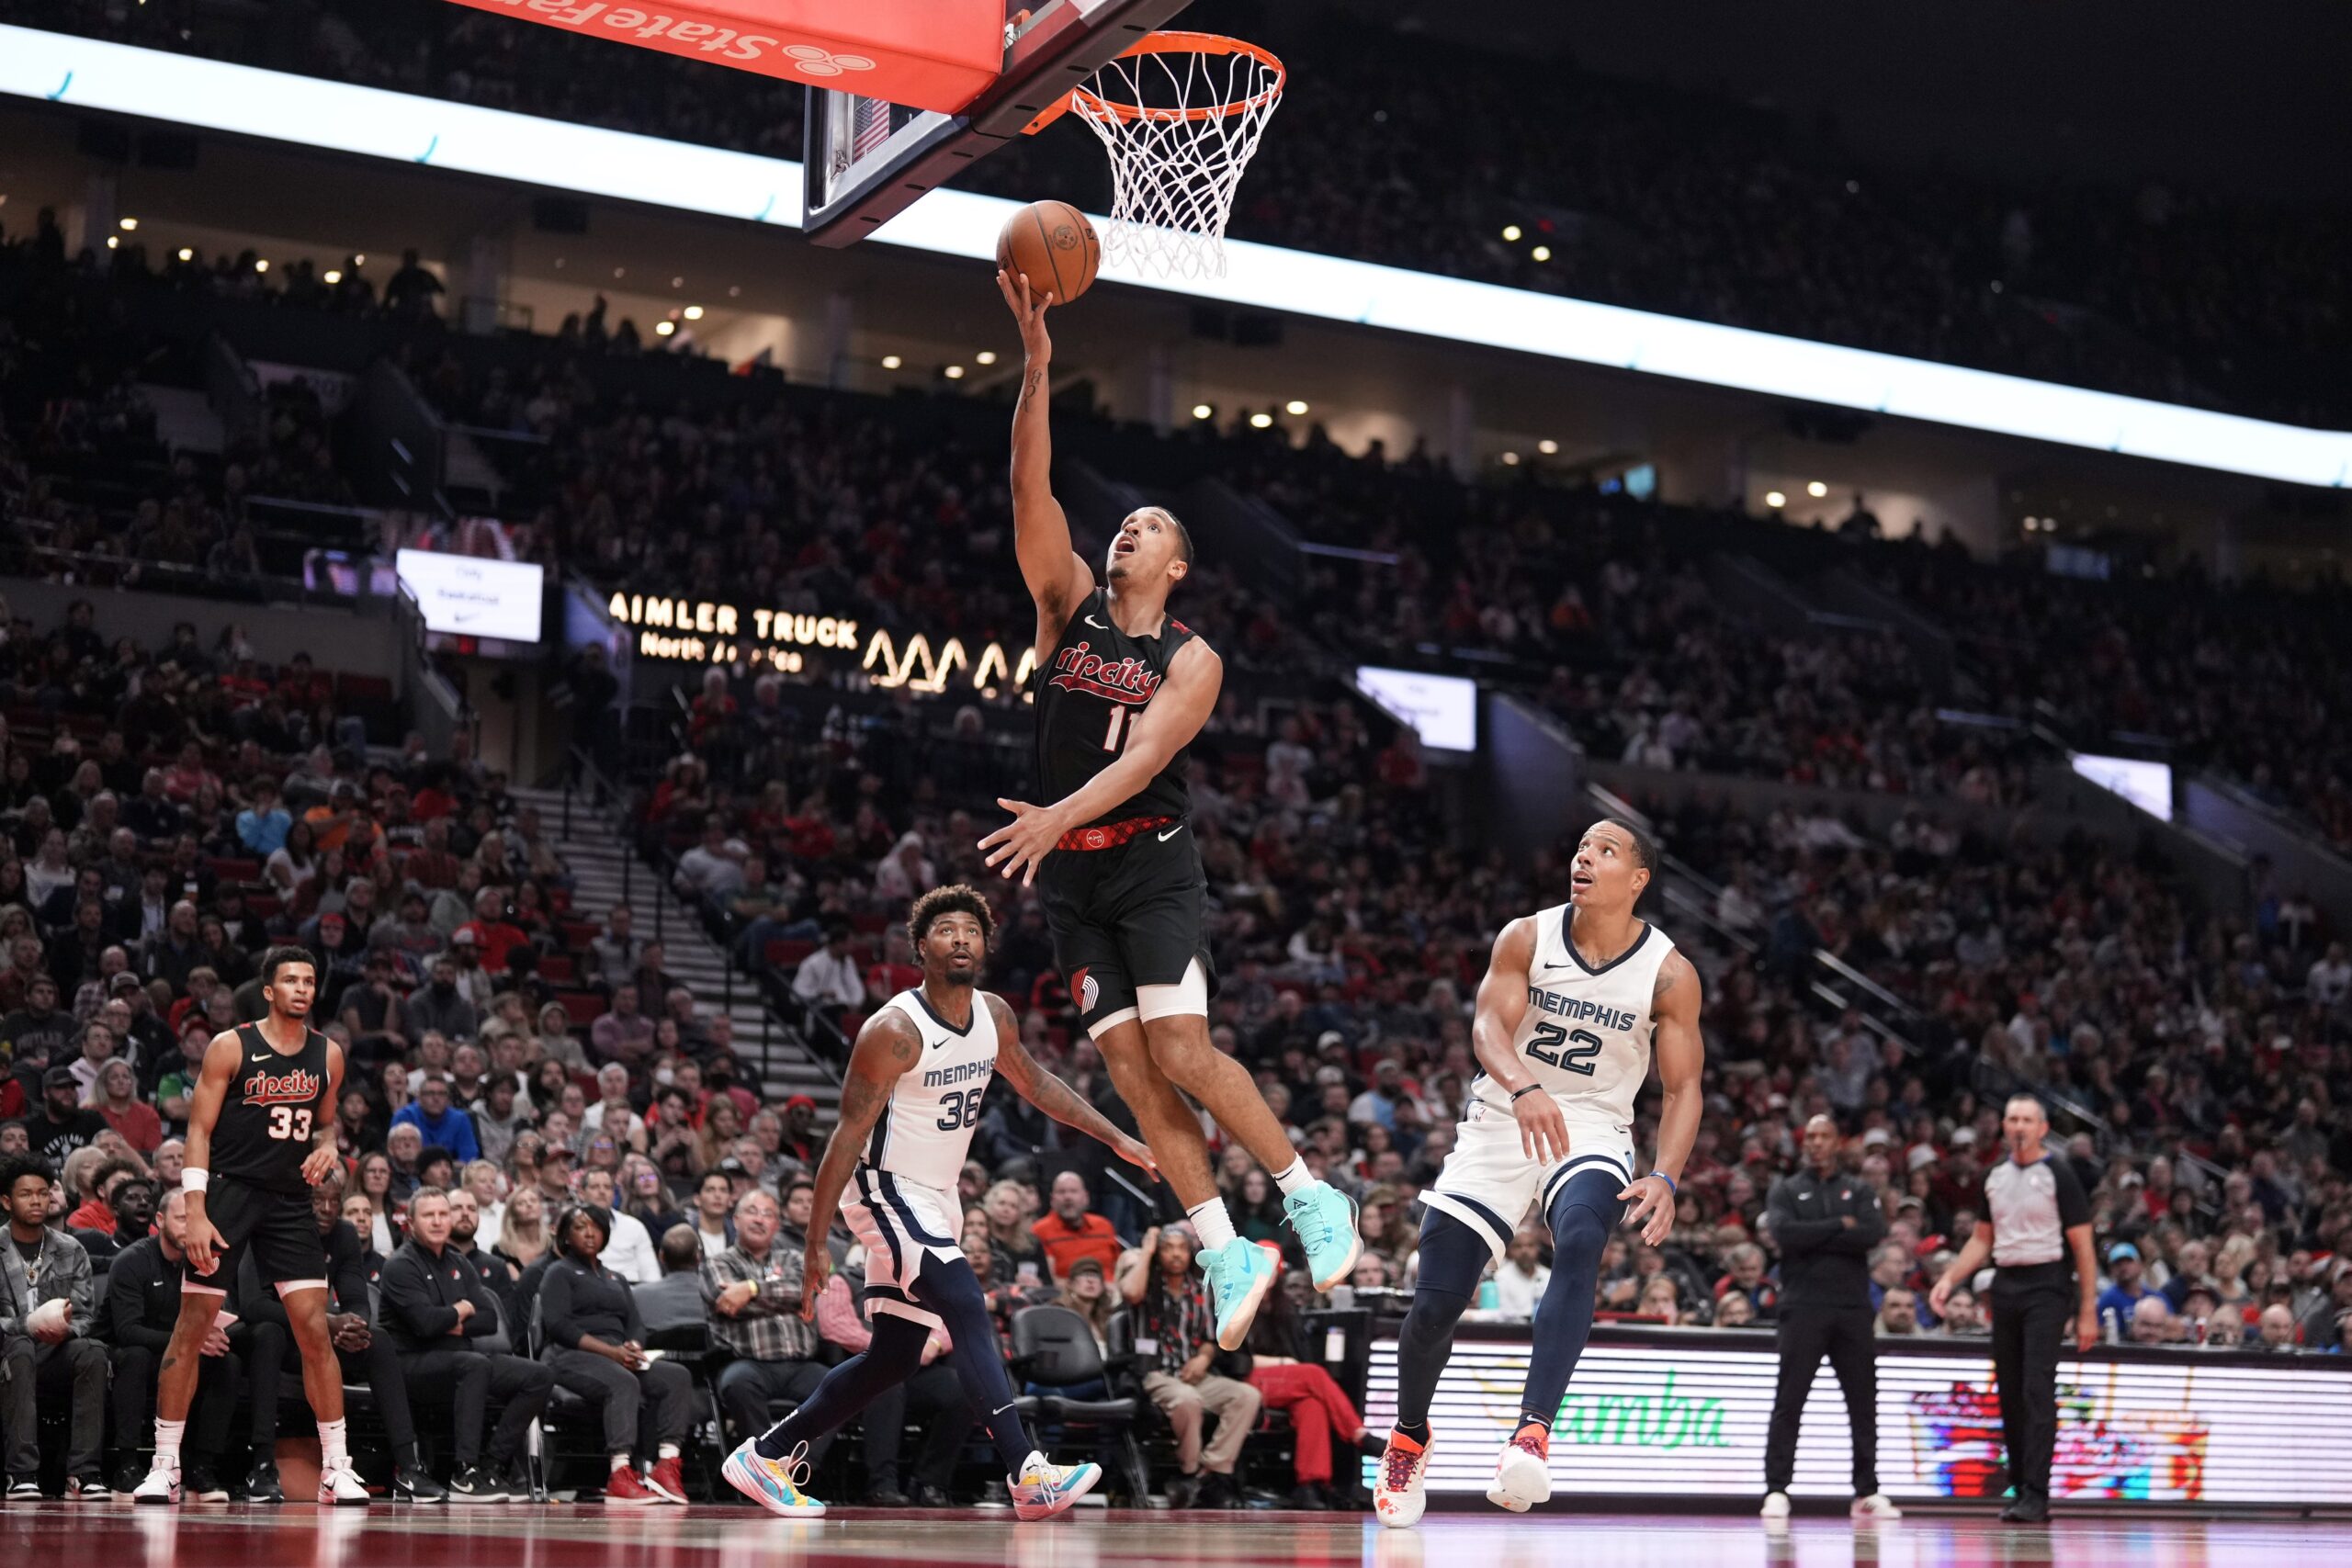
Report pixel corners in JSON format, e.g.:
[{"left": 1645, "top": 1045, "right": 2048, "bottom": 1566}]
[{"left": 1025, "top": 32, "right": 1284, "bottom": 280}]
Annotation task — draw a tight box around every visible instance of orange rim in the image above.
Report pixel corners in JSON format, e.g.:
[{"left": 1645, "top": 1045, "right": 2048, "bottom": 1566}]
[{"left": 1023, "top": 32, "right": 1284, "bottom": 136}]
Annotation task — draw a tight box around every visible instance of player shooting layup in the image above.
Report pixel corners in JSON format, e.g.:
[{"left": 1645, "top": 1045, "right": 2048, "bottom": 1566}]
[
  {"left": 979, "top": 270, "right": 1357, "bottom": 1348},
  {"left": 723, "top": 885, "right": 1153, "bottom": 1519},
  {"left": 1374, "top": 819, "right": 1705, "bottom": 1525},
  {"left": 133, "top": 945, "right": 369, "bottom": 1505}
]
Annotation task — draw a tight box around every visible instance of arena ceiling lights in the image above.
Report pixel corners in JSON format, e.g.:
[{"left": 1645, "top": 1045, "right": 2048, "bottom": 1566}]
[{"left": 8, "top": 26, "right": 2348, "bottom": 490}]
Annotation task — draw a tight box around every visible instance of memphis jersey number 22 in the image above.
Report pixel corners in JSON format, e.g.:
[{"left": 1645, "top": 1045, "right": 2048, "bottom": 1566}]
[
  {"left": 266, "top": 1106, "right": 314, "bottom": 1140},
  {"left": 1525, "top": 1022, "right": 1601, "bottom": 1077}
]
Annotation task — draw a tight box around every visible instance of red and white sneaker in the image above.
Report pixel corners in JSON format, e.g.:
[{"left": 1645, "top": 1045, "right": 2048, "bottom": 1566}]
[
  {"left": 1486, "top": 1421, "right": 1552, "bottom": 1513},
  {"left": 1373, "top": 1427, "right": 1432, "bottom": 1529},
  {"left": 603, "top": 1467, "right": 656, "bottom": 1506},
  {"left": 645, "top": 1457, "right": 688, "bottom": 1506}
]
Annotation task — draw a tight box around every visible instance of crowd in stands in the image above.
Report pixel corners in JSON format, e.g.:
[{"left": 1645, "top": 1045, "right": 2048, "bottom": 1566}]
[
  {"left": 6, "top": 0, "right": 2346, "bottom": 423},
  {"left": 3, "top": 164, "right": 2350, "bottom": 1511}
]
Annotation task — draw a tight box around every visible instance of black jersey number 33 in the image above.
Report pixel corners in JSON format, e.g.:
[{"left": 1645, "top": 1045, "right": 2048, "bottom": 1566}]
[{"left": 211, "top": 1021, "right": 333, "bottom": 1194}]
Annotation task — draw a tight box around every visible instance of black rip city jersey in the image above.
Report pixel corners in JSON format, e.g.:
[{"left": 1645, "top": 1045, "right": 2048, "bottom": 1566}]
[
  {"left": 209, "top": 1021, "right": 333, "bottom": 1194},
  {"left": 1033, "top": 587, "right": 1199, "bottom": 829}
]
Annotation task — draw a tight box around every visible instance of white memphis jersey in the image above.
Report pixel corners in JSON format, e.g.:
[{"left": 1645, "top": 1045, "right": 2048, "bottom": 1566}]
[
  {"left": 1472, "top": 904, "right": 1673, "bottom": 1136},
  {"left": 865, "top": 987, "right": 1000, "bottom": 1190}
]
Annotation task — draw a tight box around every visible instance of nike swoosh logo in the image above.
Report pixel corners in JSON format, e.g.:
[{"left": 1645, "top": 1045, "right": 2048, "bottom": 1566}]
[
  {"left": 1085, "top": 615, "right": 1107, "bottom": 628},
  {"left": 1158, "top": 826, "right": 1183, "bottom": 841},
  {"left": 250, "top": 1055, "right": 272, "bottom": 1064}
]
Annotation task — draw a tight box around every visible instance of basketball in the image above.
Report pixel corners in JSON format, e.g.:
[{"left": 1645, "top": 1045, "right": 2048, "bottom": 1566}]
[{"left": 996, "top": 200, "right": 1102, "bottom": 305}]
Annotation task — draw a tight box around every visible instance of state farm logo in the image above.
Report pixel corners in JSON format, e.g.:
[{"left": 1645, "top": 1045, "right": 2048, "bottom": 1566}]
[{"left": 786, "top": 44, "right": 875, "bottom": 77}]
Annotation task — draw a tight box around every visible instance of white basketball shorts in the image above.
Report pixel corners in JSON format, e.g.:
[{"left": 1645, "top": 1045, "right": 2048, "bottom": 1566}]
[
  {"left": 843, "top": 1165, "right": 965, "bottom": 1329},
  {"left": 1419, "top": 1099, "right": 1635, "bottom": 1263}
]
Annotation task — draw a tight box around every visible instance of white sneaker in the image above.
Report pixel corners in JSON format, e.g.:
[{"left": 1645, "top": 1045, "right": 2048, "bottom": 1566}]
[
  {"left": 131, "top": 1462, "right": 181, "bottom": 1506},
  {"left": 318, "top": 1459, "right": 371, "bottom": 1506},
  {"left": 1759, "top": 1491, "right": 1792, "bottom": 1519},
  {"left": 1373, "top": 1429, "right": 1433, "bottom": 1530},
  {"left": 1484, "top": 1423, "right": 1552, "bottom": 1514},
  {"left": 1851, "top": 1493, "right": 1902, "bottom": 1520}
]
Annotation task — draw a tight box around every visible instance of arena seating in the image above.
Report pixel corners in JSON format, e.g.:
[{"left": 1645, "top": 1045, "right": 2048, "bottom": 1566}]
[{"left": 4, "top": 0, "right": 2346, "bottom": 423}]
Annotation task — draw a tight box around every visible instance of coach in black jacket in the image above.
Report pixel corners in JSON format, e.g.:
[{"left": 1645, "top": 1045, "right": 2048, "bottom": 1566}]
[
  {"left": 379, "top": 1185, "right": 553, "bottom": 1502},
  {"left": 101, "top": 1189, "right": 237, "bottom": 1495},
  {"left": 1758, "top": 1115, "right": 1900, "bottom": 1519}
]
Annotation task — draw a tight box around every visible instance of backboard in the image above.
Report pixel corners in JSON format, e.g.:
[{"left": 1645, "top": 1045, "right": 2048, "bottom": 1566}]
[{"left": 803, "top": 0, "right": 1192, "bottom": 245}]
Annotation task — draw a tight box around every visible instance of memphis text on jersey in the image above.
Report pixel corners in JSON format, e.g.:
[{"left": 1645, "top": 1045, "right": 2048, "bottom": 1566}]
[
  {"left": 1527, "top": 986, "right": 1641, "bottom": 1033},
  {"left": 244, "top": 1062, "right": 324, "bottom": 1106},
  {"left": 923, "top": 1059, "right": 994, "bottom": 1091},
  {"left": 1048, "top": 639, "right": 1162, "bottom": 705}
]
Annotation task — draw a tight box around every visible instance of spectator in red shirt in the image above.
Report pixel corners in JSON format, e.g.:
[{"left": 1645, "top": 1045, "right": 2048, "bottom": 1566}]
[
  {"left": 1031, "top": 1171, "right": 1123, "bottom": 1284},
  {"left": 453, "top": 886, "right": 530, "bottom": 974}
]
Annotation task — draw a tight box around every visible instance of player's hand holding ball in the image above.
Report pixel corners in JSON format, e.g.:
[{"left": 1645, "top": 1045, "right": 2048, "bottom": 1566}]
[
  {"left": 996, "top": 268, "right": 1055, "bottom": 367},
  {"left": 25, "top": 1297, "right": 71, "bottom": 1343}
]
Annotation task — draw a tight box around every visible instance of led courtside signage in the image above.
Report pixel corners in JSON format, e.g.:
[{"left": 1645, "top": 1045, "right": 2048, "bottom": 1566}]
[{"left": 1363, "top": 1336, "right": 2352, "bottom": 1506}]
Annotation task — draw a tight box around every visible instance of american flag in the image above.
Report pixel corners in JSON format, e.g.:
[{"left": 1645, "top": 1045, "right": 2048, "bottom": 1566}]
[{"left": 851, "top": 98, "right": 894, "bottom": 161}]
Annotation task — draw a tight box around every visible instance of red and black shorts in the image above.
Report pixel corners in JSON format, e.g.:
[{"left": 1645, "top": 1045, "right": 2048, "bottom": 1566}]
[{"left": 1036, "top": 816, "right": 1217, "bottom": 1032}]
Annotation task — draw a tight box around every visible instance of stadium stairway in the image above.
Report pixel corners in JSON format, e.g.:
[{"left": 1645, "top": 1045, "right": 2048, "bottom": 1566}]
[{"left": 508, "top": 784, "right": 842, "bottom": 1126}]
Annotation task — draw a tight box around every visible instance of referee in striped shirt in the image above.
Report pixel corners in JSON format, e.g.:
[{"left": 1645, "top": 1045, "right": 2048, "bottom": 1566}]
[{"left": 1930, "top": 1095, "right": 2098, "bottom": 1524}]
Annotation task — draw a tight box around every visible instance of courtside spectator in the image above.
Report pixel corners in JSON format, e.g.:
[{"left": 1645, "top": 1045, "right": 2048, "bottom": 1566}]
[{"left": 0, "top": 1154, "right": 107, "bottom": 1498}]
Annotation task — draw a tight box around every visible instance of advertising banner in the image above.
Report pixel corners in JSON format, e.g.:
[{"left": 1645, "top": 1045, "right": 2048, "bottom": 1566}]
[{"left": 1363, "top": 1334, "right": 2352, "bottom": 1506}]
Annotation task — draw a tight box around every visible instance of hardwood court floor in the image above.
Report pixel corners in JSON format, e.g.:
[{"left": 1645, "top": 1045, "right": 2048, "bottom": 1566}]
[{"left": 8, "top": 1501, "right": 2351, "bottom": 1568}]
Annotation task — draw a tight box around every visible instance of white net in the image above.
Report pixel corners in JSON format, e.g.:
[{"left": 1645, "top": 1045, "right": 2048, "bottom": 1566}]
[{"left": 1067, "top": 36, "right": 1285, "bottom": 280}]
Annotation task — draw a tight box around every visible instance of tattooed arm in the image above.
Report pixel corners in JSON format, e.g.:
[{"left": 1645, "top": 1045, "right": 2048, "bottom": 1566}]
[
  {"left": 987, "top": 994, "right": 1159, "bottom": 1179},
  {"left": 797, "top": 1007, "right": 922, "bottom": 1317}
]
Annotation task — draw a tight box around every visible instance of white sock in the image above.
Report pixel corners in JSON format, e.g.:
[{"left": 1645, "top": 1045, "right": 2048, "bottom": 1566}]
[
  {"left": 610, "top": 1454, "right": 632, "bottom": 1472},
  {"left": 319, "top": 1418, "right": 349, "bottom": 1467},
  {"left": 657, "top": 1443, "right": 680, "bottom": 1461},
  {"left": 153, "top": 1418, "right": 185, "bottom": 1469},
  {"left": 1187, "top": 1198, "right": 1238, "bottom": 1252},
  {"left": 1271, "top": 1157, "right": 1314, "bottom": 1198}
]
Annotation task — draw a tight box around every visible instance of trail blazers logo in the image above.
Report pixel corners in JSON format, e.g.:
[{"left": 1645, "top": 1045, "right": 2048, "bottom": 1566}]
[
  {"left": 1049, "top": 640, "right": 1162, "bottom": 705},
  {"left": 243, "top": 1066, "right": 322, "bottom": 1107}
]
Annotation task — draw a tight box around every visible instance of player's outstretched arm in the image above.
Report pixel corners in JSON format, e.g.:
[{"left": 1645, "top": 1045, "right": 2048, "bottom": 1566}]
[
  {"left": 1622, "top": 951, "right": 1704, "bottom": 1244},
  {"left": 988, "top": 995, "right": 1158, "bottom": 1180},
  {"left": 979, "top": 638, "right": 1223, "bottom": 886},
  {"left": 1468, "top": 917, "right": 1567, "bottom": 1165},
  {"left": 1000, "top": 269, "right": 1094, "bottom": 647},
  {"left": 797, "top": 1010, "right": 922, "bottom": 1319},
  {"left": 178, "top": 1031, "right": 243, "bottom": 1274}
]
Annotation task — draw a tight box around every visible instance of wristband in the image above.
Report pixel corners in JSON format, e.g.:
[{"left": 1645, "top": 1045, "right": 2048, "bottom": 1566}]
[
  {"left": 1510, "top": 1084, "right": 1543, "bottom": 1103},
  {"left": 1647, "top": 1170, "right": 1677, "bottom": 1193},
  {"left": 183, "top": 1169, "right": 209, "bottom": 1194}
]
